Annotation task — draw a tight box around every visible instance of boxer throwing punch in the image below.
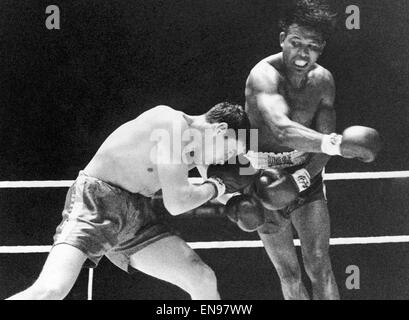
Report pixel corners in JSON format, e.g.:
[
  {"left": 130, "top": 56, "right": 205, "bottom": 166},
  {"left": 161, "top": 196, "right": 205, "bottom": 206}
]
[{"left": 242, "top": 0, "right": 381, "bottom": 300}]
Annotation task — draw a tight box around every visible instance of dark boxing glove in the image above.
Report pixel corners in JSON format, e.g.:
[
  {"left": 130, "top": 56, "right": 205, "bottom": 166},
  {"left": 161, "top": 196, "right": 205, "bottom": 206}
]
[
  {"left": 255, "top": 168, "right": 311, "bottom": 210},
  {"left": 205, "top": 154, "right": 258, "bottom": 198},
  {"left": 321, "top": 126, "right": 381, "bottom": 163},
  {"left": 225, "top": 194, "right": 265, "bottom": 232}
]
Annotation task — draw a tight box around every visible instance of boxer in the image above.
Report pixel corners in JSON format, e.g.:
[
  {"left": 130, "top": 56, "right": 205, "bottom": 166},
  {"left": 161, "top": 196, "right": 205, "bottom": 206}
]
[
  {"left": 242, "top": 0, "right": 380, "bottom": 300},
  {"left": 7, "top": 102, "right": 251, "bottom": 300}
]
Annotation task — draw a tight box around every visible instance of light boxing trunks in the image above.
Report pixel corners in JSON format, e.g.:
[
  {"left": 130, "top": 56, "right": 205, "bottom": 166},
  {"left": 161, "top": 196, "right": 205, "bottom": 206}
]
[{"left": 53, "top": 171, "right": 174, "bottom": 272}]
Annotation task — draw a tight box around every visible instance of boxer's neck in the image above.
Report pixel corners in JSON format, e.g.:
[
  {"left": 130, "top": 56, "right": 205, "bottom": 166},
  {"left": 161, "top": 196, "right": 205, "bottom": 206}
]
[{"left": 284, "top": 67, "right": 309, "bottom": 90}]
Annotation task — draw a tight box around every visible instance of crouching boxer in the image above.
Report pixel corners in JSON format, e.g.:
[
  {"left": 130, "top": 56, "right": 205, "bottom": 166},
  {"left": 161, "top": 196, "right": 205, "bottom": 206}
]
[{"left": 7, "top": 102, "right": 251, "bottom": 300}]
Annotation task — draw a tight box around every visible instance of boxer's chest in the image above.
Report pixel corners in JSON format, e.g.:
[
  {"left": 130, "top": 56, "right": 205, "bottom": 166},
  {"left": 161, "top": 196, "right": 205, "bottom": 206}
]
[{"left": 279, "top": 83, "right": 322, "bottom": 127}]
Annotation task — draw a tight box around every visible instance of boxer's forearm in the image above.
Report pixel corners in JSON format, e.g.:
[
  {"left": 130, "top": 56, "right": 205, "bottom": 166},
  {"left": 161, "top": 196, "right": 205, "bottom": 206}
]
[
  {"left": 256, "top": 92, "right": 327, "bottom": 153},
  {"left": 269, "top": 120, "right": 325, "bottom": 153},
  {"left": 163, "top": 183, "right": 215, "bottom": 216},
  {"left": 303, "top": 153, "right": 331, "bottom": 179}
]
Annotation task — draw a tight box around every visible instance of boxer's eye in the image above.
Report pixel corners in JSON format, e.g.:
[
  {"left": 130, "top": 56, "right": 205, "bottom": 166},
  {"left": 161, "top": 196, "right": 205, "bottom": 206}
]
[
  {"left": 290, "top": 40, "right": 302, "bottom": 48},
  {"left": 308, "top": 43, "right": 322, "bottom": 52}
]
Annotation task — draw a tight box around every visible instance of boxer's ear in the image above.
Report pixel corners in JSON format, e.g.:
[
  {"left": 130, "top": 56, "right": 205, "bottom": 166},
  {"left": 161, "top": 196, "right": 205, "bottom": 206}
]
[
  {"left": 279, "top": 32, "right": 286, "bottom": 48},
  {"left": 215, "top": 122, "right": 228, "bottom": 136}
]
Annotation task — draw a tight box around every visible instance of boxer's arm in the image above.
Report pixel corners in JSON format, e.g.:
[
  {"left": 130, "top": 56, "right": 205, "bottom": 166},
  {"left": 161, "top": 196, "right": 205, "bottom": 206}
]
[
  {"left": 196, "top": 164, "right": 238, "bottom": 205},
  {"left": 156, "top": 135, "right": 215, "bottom": 216},
  {"left": 255, "top": 101, "right": 335, "bottom": 208},
  {"left": 246, "top": 63, "right": 327, "bottom": 153},
  {"left": 303, "top": 81, "right": 336, "bottom": 178}
]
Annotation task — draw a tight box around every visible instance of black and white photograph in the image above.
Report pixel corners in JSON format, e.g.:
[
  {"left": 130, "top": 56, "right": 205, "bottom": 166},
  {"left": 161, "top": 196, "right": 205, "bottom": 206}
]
[{"left": 0, "top": 0, "right": 408, "bottom": 305}]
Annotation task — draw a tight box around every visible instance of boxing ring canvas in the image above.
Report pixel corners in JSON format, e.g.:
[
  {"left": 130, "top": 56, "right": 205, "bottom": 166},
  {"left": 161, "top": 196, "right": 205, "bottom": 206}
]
[{"left": 0, "top": 0, "right": 409, "bottom": 300}]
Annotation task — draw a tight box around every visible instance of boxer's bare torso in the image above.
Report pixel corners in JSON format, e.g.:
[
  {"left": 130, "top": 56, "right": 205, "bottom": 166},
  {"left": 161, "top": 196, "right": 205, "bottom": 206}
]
[
  {"left": 245, "top": 53, "right": 334, "bottom": 153},
  {"left": 84, "top": 105, "right": 193, "bottom": 196}
]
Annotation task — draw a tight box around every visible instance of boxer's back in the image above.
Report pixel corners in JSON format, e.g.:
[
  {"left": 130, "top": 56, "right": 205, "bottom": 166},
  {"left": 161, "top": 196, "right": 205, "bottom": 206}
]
[{"left": 84, "top": 105, "right": 187, "bottom": 196}]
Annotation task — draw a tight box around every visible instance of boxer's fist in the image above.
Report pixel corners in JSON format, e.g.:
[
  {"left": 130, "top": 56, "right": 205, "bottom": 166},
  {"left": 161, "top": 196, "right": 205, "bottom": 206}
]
[
  {"left": 225, "top": 194, "right": 265, "bottom": 232},
  {"left": 207, "top": 154, "right": 258, "bottom": 194},
  {"left": 255, "top": 168, "right": 308, "bottom": 210},
  {"left": 321, "top": 126, "right": 381, "bottom": 163},
  {"left": 340, "top": 126, "right": 381, "bottom": 163}
]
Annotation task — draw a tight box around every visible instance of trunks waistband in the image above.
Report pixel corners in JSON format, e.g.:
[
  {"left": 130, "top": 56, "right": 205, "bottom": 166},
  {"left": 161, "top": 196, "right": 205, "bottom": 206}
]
[
  {"left": 245, "top": 150, "right": 309, "bottom": 170},
  {"left": 78, "top": 171, "right": 145, "bottom": 198}
]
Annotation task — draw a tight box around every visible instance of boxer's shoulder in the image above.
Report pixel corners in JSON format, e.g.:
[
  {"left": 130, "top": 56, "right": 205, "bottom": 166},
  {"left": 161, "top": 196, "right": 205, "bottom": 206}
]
[
  {"left": 147, "top": 106, "right": 188, "bottom": 129},
  {"left": 309, "top": 65, "right": 335, "bottom": 88},
  {"left": 306, "top": 65, "right": 335, "bottom": 104},
  {"left": 149, "top": 105, "right": 180, "bottom": 120},
  {"left": 247, "top": 62, "right": 282, "bottom": 94}
]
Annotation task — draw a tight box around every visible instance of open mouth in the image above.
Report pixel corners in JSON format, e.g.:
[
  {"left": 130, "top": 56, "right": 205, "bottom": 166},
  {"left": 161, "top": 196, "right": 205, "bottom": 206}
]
[{"left": 293, "top": 59, "right": 309, "bottom": 69}]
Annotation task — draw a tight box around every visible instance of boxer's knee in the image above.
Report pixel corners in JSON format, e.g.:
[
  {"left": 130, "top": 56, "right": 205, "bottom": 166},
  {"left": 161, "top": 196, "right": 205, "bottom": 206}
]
[
  {"left": 278, "top": 268, "right": 305, "bottom": 299},
  {"left": 29, "top": 280, "right": 70, "bottom": 300},
  {"left": 303, "top": 248, "right": 332, "bottom": 283},
  {"left": 182, "top": 257, "right": 218, "bottom": 295},
  {"left": 275, "top": 261, "right": 303, "bottom": 287},
  {"left": 194, "top": 263, "right": 218, "bottom": 292}
]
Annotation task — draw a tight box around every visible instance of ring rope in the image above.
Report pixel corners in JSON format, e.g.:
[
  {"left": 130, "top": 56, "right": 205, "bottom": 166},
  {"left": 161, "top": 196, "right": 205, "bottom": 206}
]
[
  {"left": 0, "top": 171, "right": 408, "bottom": 189},
  {"left": 0, "top": 170, "right": 407, "bottom": 252},
  {"left": 1, "top": 236, "right": 409, "bottom": 253}
]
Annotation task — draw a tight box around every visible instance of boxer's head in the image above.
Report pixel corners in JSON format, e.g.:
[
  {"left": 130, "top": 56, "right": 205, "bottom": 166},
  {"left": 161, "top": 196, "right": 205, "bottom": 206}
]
[
  {"left": 185, "top": 102, "right": 250, "bottom": 165},
  {"left": 278, "top": 0, "right": 337, "bottom": 74}
]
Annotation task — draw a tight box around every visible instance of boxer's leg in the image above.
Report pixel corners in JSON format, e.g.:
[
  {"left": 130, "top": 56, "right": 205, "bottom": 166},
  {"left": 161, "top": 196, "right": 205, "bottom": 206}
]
[
  {"left": 7, "top": 244, "right": 87, "bottom": 300},
  {"left": 258, "top": 214, "right": 309, "bottom": 300},
  {"left": 291, "top": 199, "right": 340, "bottom": 300},
  {"left": 129, "top": 235, "right": 220, "bottom": 300}
]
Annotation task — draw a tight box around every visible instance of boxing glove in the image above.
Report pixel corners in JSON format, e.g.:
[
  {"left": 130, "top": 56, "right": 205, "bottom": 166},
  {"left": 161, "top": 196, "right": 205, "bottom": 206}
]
[
  {"left": 321, "top": 126, "right": 381, "bottom": 162},
  {"left": 205, "top": 154, "right": 259, "bottom": 198},
  {"left": 225, "top": 194, "right": 265, "bottom": 232},
  {"left": 255, "top": 168, "right": 310, "bottom": 210}
]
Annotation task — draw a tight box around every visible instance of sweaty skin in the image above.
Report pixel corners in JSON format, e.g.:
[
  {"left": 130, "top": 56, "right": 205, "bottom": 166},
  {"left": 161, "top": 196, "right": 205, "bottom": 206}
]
[
  {"left": 8, "top": 105, "right": 241, "bottom": 300},
  {"left": 245, "top": 52, "right": 336, "bottom": 177},
  {"left": 84, "top": 106, "right": 187, "bottom": 196},
  {"left": 83, "top": 105, "right": 243, "bottom": 215},
  {"left": 245, "top": 31, "right": 340, "bottom": 299}
]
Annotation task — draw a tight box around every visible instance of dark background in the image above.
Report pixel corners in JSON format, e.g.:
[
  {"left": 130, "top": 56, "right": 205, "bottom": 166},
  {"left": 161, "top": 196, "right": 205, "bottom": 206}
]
[{"left": 0, "top": 0, "right": 408, "bottom": 299}]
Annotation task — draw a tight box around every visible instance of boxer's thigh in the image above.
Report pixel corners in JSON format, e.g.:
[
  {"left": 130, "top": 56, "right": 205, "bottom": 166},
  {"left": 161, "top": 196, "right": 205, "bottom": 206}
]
[
  {"left": 258, "top": 221, "right": 302, "bottom": 278},
  {"left": 129, "top": 235, "right": 214, "bottom": 289},
  {"left": 291, "top": 199, "right": 331, "bottom": 256}
]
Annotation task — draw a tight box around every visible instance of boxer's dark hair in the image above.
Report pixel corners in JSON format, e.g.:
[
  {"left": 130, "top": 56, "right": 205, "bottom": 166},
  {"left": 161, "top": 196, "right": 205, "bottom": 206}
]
[
  {"left": 279, "top": 0, "right": 337, "bottom": 41},
  {"left": 206, "top": 101, "right": 251, "bottom": 137}
]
